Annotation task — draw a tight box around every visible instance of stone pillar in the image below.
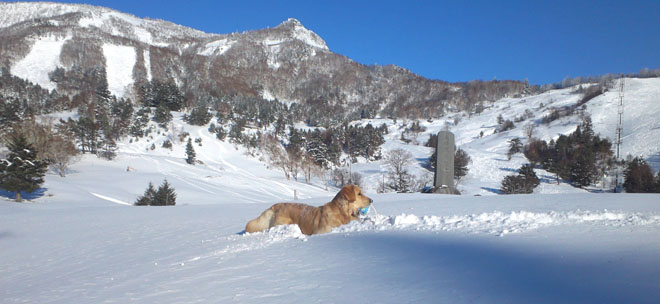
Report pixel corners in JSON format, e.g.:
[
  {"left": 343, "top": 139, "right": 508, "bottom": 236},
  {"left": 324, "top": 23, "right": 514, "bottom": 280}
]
[{"left": 433, "top": 131, "right": 458, "bottom": 194}]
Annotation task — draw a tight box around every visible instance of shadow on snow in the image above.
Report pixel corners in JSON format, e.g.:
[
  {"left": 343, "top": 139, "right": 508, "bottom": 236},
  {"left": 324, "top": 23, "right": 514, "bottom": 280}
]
[{"left": 0, "top": 188, "right": 47, "bottom": 201}]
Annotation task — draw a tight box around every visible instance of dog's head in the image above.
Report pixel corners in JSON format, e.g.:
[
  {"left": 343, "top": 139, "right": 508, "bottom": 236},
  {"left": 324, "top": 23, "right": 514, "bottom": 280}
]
[{"left": 334, "top": 185, "right": 373, "bottom": 218}]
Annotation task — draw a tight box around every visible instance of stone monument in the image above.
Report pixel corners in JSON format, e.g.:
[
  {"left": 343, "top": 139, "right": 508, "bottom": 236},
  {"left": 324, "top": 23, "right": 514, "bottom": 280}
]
[{"left": 433, "top": 131, "right": 459, "bottom": 194}]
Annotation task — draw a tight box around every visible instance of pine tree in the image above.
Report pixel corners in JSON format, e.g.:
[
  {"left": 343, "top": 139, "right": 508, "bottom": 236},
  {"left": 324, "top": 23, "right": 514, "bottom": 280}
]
[
  {"left": 623, "top": 157, "right": 656, "bottom": 193},
  {"left": 454, "top": 148, "right": 471, "bottom": 181},
  {"left": 507, "top": 138, "right": 523, "bottom": 160},
  {"left": 185, "top": 138, "right": 196, "bottom": 165},
  {"left": 152, "top": 105, "right": 172, "bottom": 127},
  {"left": 500, "top": 164, "right": 540, "bottom": 194},
  {"left": 99, "top": 137, "right": 118, "bottom": 160},
  {"left": 185, "top": 105, "right": 212, "bottom": 126},
  {"left": 135, "top": 182, "right": 156, "bottom": 206},
  {"left": 228, "top": 120, "right": 245, "bottom": 143},
  {"left": 154, "top": 179, "right": 177, "bottom": 206},
  {"left": 570, "top": 151, "right": 597, "bottom": 188},
  {"left": 518, "top": 164, "right": 540, "bottom": 189},
  {"left": 306, "top": 129, "right": 329, "bottom": 168},
  {"left": 0, "top": 133, "right": 48, "bottom": 202}
]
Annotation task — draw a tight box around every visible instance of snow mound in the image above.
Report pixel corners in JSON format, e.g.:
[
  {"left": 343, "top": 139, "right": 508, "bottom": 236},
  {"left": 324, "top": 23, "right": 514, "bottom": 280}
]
[{"left": 334, "top": 210, "right": 660, "bottom": 236}]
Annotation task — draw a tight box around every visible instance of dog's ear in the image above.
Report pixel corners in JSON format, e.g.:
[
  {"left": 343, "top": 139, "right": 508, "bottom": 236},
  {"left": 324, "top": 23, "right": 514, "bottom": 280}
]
[{"left": 338, "top": 185, "right": 356, "bottom": 203}]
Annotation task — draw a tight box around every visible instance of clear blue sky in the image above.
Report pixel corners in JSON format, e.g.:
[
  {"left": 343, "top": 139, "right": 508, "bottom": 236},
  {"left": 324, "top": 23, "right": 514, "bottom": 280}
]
[{"left": 25, "top": 0, "right": 660, "bottom": 84}]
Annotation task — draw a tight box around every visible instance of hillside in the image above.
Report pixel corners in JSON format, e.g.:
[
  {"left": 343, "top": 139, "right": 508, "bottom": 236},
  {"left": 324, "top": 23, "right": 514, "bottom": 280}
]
[
  {"left": 13, "top": 77, "right": 653, "bottom": 207},
  {"left": 0, "top": 2, "right": 527, "bottom": 123}
]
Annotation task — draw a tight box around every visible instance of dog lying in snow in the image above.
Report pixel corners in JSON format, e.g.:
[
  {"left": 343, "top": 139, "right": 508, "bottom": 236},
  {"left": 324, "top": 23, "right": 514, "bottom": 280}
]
[{"left": 245, "top": 185, "right": 373, "bottom": 235}]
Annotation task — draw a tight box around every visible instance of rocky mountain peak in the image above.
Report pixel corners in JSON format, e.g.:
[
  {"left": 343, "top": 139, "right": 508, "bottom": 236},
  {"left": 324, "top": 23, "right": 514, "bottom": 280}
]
[{"left": 271, "top": 17, "right": 328, "bottom": 50}]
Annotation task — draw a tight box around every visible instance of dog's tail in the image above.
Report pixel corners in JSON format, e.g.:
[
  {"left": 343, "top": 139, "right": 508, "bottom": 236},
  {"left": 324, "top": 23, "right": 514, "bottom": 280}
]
[{"left": 245, "top": 208, "right": 275, "bottom": 233}]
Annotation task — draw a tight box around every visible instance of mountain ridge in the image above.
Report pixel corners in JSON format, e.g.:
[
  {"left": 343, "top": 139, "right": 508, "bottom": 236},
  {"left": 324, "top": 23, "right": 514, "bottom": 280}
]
[{"left": 0, "top": 1, "right": 527, "bottom": 124}]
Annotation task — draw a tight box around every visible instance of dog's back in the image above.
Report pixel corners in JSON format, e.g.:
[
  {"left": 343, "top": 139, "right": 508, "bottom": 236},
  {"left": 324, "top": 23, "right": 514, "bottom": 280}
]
[
  {"left": 245, "top": 203, "right": 320, "bottom": 234},
  {"left": 244, "top": 185, "right": 371, "bottom": 235}
]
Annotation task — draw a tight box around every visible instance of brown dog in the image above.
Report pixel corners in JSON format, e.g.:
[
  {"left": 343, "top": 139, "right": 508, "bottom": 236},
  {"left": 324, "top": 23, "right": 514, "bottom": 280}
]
[{"left": 245, "top": 185, "right": 373, "bottom": 235}]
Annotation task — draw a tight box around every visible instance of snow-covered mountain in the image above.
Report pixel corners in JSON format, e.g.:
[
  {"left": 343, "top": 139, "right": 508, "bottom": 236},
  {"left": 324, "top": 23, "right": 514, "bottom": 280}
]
[{"left": 0, "top": 2, "right": 526, "bottom": 119}]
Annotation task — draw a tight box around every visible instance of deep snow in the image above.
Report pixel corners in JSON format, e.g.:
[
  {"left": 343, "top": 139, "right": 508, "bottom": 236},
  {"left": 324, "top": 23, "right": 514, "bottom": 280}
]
[{"left": 1, "top": 193, "right": 659, "bottom": 303}]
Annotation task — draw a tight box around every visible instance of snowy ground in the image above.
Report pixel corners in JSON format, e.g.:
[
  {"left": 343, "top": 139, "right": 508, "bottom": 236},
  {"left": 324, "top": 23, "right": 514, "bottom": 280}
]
[
  {"left": 2, "top": 78, "right": 660, "bottom": 303},
  {"left": 2, "top": 192, "right": 659, "bottom": 303}
]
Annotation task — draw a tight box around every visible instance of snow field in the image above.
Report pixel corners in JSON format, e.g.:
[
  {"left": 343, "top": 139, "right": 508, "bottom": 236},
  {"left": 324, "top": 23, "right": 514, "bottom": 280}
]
[
  {"left": 102, "top": 43, "right": 136, "bottom": 98},
  {"left": 11, "top": 34, "right": 70, "bottom": 91},
  {"left": 2, "top": 193, "right": 659, "bottom": 303}
]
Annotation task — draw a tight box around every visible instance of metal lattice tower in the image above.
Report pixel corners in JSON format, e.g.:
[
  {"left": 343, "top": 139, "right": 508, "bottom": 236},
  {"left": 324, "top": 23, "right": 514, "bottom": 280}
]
[
  {"left": 615, "top": 78, "right": 625, "bottom": 160},
  {"left": 613, "top": 78, "right": 625, "bottom": 192}
]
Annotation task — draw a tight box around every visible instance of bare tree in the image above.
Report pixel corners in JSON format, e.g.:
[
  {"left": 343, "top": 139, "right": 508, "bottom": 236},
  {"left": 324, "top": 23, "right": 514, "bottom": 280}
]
[
  {"left": 48, "top": 136, "right": 79, "bottom": 177},
  {"left": 285, "top": 146, "right": 302, "bottom": 181},
  {"left": 312, "top": 164, "right": 329, "bottom": 190},
  {"left": 300, "top": 152, "right": 321, "bottom": 183},
  {"left": 523, "top": 123, "right": 535, "bottom": 139},
  {"left": 260, "top": 133, "right": 290, "bottom": 179},
  {"left": 11, "top": 119, "right": 79, "bottom": 177},
  {"left": 384, "top": 148, "right": 414, "bottom": 192}
]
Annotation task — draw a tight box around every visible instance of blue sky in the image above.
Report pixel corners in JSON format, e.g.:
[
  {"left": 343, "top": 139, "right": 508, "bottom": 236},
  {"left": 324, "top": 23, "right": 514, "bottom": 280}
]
[{"left": 28, "top": 0, "right": 660, "bottom": 84}]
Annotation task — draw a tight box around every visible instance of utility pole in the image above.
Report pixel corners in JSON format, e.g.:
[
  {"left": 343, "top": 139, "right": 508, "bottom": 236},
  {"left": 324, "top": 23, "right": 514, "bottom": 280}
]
[
  {"left": 614, "top": 78, "right": 625, "bottom": 192},
  {"left": 615, "top": 78, "right": 624, "bottom": 160}
]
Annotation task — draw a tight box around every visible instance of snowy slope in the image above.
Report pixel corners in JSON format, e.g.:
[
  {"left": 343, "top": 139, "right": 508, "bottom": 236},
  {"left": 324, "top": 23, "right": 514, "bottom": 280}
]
[
  {"left": 102, "top": 43, "right": 136, "bottom": 97},
  {"left": 25, "top": 78, "right": 659, "bottom": 207},
  {"left": 348, "top": 77, "right": 660, "bottom": 195},
  {"left": 10, "top": 34, "right": 71, "bottom": 91}
]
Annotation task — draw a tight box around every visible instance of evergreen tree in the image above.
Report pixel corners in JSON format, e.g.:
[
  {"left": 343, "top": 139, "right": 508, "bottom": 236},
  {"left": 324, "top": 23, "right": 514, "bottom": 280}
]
[
  {"left": 99, "top": 137, "right": 118, "bottom": 160},
  {"left": 0, "top": 97, "right": 22, "bottom": 129},
  {"left": 154, "top": 179, "right": 177, "bottom": 206},
  {"left": 215, "top": 126, "right": 227, "bottom": 141},
  {"left": 135, "top": 182, "right": 156, "bottom": 206},
  {"left": 306, "top": 129, "right": 329, "bottom": 168},
  {"left": 623, "top": 157, "right": 656, "bottom": 193},
  {"left": 228, "top": 120, "right": 245, "bottom": 143},
  {"left": 76, "top": 103, "right": 101, "bottom": 153},
  {"left": 185, "top": 138, "right": 196, "bottom": 165},
  {"left": 185, "top": 105, "right": 212, "bottom": 126},
  {"left": 140, "top": 79, "right": 184, "bottom": 111},
  {"left": 134, "top": 180, "right": 177, "bottom": 206},
  {"left": 507, "top": 138, "right": 523, "bottom": 160},
  {"left": 518, "top": 164, "right": 541, "bottom": 189},
  {"left": 454, "top": 148, "right": 471, "bottom": 181},
  {"left": 569, "top": 151, "right": 597, "bottom": 188},
  {"left": 130, "top": 107, "right": 151, "bottom": 138},
  {"left": 500, "top": 164, "right": 540, "bottom": 194},
  {"left": 152, "top": 105, "right": 172, "bottom": 127},
  {"left": 0, "top": 133, "right": 48, "bottom": 202}
]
